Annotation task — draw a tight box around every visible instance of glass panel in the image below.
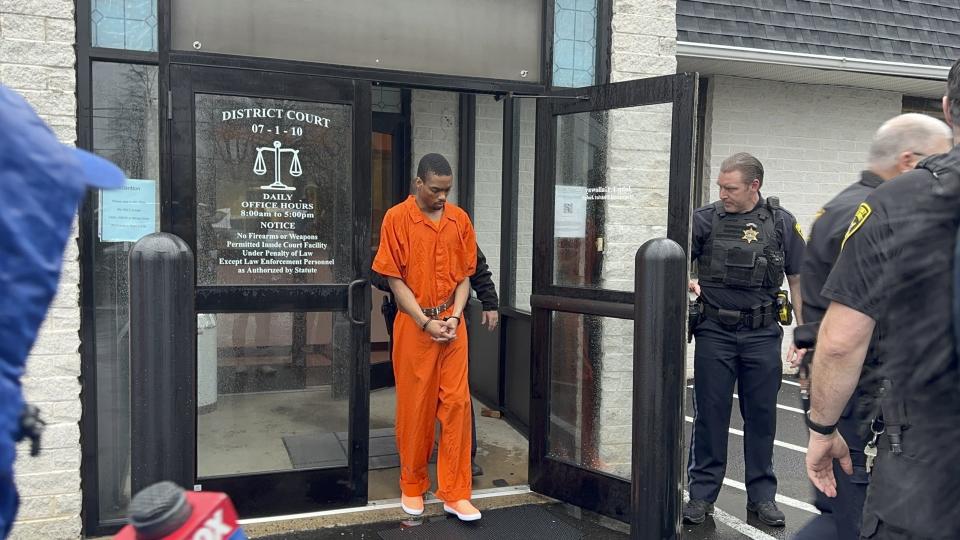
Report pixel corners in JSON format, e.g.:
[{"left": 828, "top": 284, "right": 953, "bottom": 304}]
[
  {"left": 171, "top": 0, "right": 541, "bottom": 83},
  {"left": 197, "top": 312, "right": 353, "bottom": 477},
  {"left": 553, "top": 0, "right": 597, "bottom": 87},
  {"left": 513, "top": 99, "right": 536, "bottom": 310},
  {"left": 548, "top": 312, "right": 632, "bottom": 480},
  {"left": 91, "top": 62, "right": 160, "bottom": 520},
  {"left": 372, "top": 87, "right": 403, "bottom": 114},
  {"left": 372, "top": 131, "right": 394, "bottom": 248},
  {"left": 474, "top": 96, "right": 503, "bottom": 293},
  {"left": 91, "top": 0, "right": 158, "bottom": 51},
  {"left": 552, "top": 104, "right": 673, "bottom": 291},
  {"left": 194, "top": 94, "right": 353, "bottom": 285}
]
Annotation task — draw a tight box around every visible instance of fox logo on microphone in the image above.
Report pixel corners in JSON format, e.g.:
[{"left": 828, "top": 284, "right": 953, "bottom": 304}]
[
  {"left": 191, "top": 510, "right": 235, "bottom": 540},
  {"left": 115, "top": 482, "right": 248, "bottom": 540}
]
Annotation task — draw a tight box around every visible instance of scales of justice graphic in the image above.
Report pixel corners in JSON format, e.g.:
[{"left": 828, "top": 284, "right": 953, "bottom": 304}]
[{"left": 254, "top": 140, "right": 302, "bottom": 191}]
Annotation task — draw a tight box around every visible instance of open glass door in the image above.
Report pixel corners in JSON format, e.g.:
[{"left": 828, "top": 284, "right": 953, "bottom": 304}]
[
  {"left": 169, "top": 64, "right": 372, "bottom": 517},
  {"left": 529, "top": 73, "right": 697, "bottom": 520}
]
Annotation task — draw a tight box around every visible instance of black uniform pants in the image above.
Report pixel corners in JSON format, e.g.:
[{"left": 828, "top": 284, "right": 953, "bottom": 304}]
[
  {"left": 795, "top": 412, "right": 870, "bottom": 540},
  {"left": 687, "top": 318, "right": 782, "bottom": 503}
]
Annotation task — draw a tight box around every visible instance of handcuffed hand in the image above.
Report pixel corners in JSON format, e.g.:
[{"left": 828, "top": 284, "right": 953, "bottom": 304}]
[{"left": 424, "top": 319, "right": 454, "bottom": 342}]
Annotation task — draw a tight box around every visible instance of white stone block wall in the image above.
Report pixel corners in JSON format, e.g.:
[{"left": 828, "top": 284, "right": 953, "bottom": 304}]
[
  {"left": 515, "top": 100, "right": 536, "bottom": 312},
  {"left": 592, "top": 0, "right": 678, "bottom": 477},
  {"left": 701, "top": 75, "right": 903, "bottom": 373},
  {"left": 0, "top": 2, "right": 84, "bottom": 539},
  {"left": 411, "top": 90, "right": 459, "bottom": 203},
  {"left": 474, "top": 96, "right": 503, "bottom": 291}
]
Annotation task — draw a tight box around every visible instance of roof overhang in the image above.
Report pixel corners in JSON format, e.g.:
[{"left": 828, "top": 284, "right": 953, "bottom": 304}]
[{"left": 678, "top": 41, "right": 949, "bottom": 98}]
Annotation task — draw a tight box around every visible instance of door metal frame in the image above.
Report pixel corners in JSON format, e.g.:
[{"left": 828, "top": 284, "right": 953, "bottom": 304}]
[
  {"left": 167, "top": 63, "right": 372, "bottom": 517},
  {"left": 529, "top": 73, "right": 697, "bottom": 521}
]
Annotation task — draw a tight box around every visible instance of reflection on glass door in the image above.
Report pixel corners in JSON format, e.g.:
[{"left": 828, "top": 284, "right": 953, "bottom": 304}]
[
  {"left": 170, "top": 64, "right": 371, "bottom": 516},
  {"left": 530, "top": 75, "right": 696, "bottom": 522},
  {"left": 197, "top": 312, "right": 354, "bottom": 477},
  {"left": 192, "top": 91, "right": 358, "bottom": 480}
]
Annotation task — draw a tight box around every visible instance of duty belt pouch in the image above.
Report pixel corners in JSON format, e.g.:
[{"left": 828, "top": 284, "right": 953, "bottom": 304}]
[
  {"left": 717, "top": 308, "right": 743, "bottom": 327},
  {"left": 722, "top": 247, "right": 766, "bottom": 288}
]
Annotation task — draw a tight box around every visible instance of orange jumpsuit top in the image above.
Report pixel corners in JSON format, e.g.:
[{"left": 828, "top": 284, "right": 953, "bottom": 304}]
[{"left": 372, "top": 196, "right": 477, "bottom": 308}]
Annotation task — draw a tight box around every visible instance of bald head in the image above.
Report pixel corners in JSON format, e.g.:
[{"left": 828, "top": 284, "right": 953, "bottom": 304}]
[{"left": 866, "top": 113, "right": 953, "bottom": 179}]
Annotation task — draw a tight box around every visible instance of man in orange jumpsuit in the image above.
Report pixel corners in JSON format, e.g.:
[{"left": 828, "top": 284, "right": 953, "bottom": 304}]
[{"left": 372, "top": 153, "right": 480, "bottom": 521}]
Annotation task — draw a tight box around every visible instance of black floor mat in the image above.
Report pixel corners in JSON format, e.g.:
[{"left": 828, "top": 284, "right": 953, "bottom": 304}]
[
  {"left": 376, "top": 504, "right": 583, "bottom": 540},
  {"left": 282, "top": 428, "right": 399, "bottom": 470}
]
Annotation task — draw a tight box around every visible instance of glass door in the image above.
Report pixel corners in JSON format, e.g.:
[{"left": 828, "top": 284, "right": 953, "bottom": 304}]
[
  {"left": 529, "top": 73, "right": 697, "bottom": 520},
  {"left": 169, "top": 64, "right": 372, "bottom": 517}
]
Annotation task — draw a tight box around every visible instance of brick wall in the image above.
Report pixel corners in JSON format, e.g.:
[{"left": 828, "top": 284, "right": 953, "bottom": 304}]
[
  {"left": 514, "top": 101, "right": 535, "bottom": 312},
  {"left": 474, "top": 96, "right": 503, "bottom": 291},
  {"left": 702, "top": 75, "right": 903, "bottom": 371},
  {"left": 592, "top": 0, "right": 678, "bottom": 477},
  {"left": 0, "top": 2, "right": 84, "bottom": 539},
  {"left": 411, "top": 90, "right": 459, "bottom": 203}
]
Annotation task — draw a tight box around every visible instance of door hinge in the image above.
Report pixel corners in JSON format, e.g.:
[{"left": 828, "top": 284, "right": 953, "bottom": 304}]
[{"left": 167, "top": 90, "right": 173, "bottom": 120}]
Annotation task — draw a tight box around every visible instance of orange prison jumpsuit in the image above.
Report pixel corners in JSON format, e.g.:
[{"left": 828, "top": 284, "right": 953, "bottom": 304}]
[{"left": 372, "top": 195, "right": 477, "bottom": 503}]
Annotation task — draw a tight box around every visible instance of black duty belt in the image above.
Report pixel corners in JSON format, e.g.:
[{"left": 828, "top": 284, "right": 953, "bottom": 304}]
[
  {"left": 701, "top": 302, "right": 776, "bottom": 330},
  {"left": 421, "top": 293, "right": 455, "bottom": 318}
]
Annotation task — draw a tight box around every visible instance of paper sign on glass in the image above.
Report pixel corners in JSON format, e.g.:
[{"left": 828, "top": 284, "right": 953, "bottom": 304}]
[{"left": 99, "top": 179, "right": 158, "bottom": 242}]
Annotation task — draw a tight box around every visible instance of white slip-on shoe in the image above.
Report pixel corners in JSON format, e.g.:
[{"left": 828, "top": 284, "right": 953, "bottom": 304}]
[
  {"left": 400, "top": 495, "right": 424, "bottom": 516},
  {"left": 443, "top": 502, "right": 481, "bottom": 522}
]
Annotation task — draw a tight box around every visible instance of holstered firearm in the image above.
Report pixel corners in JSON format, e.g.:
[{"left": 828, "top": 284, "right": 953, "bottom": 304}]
[
  {"left": 17, "top": 403, "right": 45, "bottom": 457},
  {"left": 381, "top": 295, "right": 398, "bottom": 338},
  {"left": 793, "top": 321, "right": 819, "bottom": 413},
  {"left": 878, "top": 379, "right": 907, "bottom": 455},
  {"left": 688, "top": 300, "right": 703, "bottom": 343}
]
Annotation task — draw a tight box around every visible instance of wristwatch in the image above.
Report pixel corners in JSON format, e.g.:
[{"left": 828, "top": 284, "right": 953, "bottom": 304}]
[{"left": 805, "top": 411, "right": 838, "bottom": 435}]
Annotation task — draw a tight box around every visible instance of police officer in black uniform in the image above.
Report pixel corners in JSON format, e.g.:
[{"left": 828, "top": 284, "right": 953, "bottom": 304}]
[
  {"left": 684, "top": 153, "right": 806, "bottom": 527},
  {"left": 806, "top": 57, "right": 960, "bottom": 539},
  {"left": 794, "top": 114, "right": 952, "bottom": 540},
  {"left": 373, "top": 246, "right": 499, "bottom": 476}
]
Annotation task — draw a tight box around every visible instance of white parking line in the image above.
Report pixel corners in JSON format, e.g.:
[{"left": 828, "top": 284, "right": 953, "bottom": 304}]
[
  {"left": 733, "top": 392, "right": 805, "bottom": 415},
  {"left": 685, "top": 416, "right": 808, "bottom": 454},
  {"left": 685, "top": 385, "right": 806, "bottom": 415},
  {"left": 713, "top": 506, "right": 778, "bottom": 540},
  {"left": 721, "top": 478, "right": 820, "bottom": 515},
  {"left": 782, "top": 379, "right": 801, "bottom": 387}
]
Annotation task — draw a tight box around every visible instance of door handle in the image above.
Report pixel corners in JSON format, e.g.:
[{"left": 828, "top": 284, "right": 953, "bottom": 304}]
[{"left": 347, "top": 279, "right": 368, "bottom": 325}]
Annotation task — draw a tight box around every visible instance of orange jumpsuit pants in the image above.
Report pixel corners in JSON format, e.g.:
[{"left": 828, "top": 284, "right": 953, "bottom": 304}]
[{"left": 392, "top": 311, "right": 472, "bottom": 502}]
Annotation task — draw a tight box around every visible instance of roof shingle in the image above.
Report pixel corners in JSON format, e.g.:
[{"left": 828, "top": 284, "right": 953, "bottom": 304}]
[{"left": 677, "top": 0, "right": 960, "bottom": 66}]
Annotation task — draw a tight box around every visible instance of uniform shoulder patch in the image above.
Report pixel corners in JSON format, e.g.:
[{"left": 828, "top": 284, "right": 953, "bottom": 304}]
[
  {"left": 841, "top": 202, "right": 872, "bottom": 250},
  {"left": 813, "top": 208, "right": 825, "bottom": 222},
  {"left": 793, "top": 222, "right": 804, "bottom": 240}
]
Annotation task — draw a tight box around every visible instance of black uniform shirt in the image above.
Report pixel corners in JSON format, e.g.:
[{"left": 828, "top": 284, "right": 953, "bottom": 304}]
[
  {"left": 823, "top": 155, "right": 960, "bottom": 401},
  {"left": 692, "top": 196, "right": 806, "bottom": 310},
  {"left": 821, "top": 148, "right": 960, "bottom": 536},
  {"left": 801, "top": 171, "right": 884, "bottom": 323}
]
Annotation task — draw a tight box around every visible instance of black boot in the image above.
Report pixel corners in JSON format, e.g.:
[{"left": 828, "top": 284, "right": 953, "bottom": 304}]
[
  {"left": 682, "top": 499, "right": 713, "bottom": 524},
  {"left": 746, "top": 500, "right": 785, "bottom": 527}
]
